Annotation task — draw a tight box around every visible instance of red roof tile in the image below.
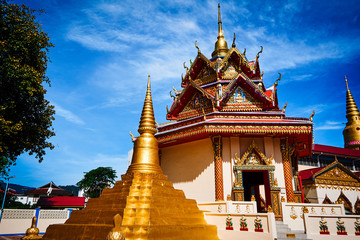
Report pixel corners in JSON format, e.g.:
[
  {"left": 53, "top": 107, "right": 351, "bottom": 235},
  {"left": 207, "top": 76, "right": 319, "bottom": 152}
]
[{"left": 299, "top": 167, "right": 324, "bottom": 180}]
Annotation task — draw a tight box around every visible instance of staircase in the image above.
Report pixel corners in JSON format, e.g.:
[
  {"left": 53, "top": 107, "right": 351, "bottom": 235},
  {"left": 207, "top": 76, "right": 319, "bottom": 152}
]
[{"left": 275, "top": 221, "right": 312, "bottom": 240}]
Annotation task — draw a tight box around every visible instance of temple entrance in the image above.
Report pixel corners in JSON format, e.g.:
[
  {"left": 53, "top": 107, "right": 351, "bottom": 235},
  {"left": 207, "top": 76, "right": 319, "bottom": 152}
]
[{"left": 242, "top": 170, "right": 271, "bottom": 213}]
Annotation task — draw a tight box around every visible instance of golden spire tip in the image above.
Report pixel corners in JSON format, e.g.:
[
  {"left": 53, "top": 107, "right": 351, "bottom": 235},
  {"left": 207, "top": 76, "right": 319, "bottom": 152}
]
[
  {"left": 345, "top": 75, "right": 349, "bottom": 91},
  {"left": 218, "top": 3, "right": 223, "bottom": 37}
]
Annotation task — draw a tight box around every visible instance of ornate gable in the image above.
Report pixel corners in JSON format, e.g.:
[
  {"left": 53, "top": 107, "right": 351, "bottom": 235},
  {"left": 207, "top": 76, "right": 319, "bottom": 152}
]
[
  {"left": 222, "top": 86, "right": 263, "bottom": 112},
  {"left": 314, "top": 160, "right": 360, "bottom": 190},
  {"left": 234, "top": 140, "right": 273, "bottom": 166}
]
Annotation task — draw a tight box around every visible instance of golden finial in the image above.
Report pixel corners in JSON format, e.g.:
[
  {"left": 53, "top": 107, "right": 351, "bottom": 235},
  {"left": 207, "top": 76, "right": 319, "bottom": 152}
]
[
  {"left": 195, "top": 40, "right": 200, "bottom": 53},
  {"left": 169, "top": 90, "right": 175, "bottom": 100},
  {"left": 281, "top": 196, "right": 285, "bottom": 202},
  {"left": 232, "top": 32, "right": 236, "bottom": 48},
  {"left": 243, "top": 48, "right": 246, "bottom": 56},
  {"left": 251, "top": 195, "right": 255, "bottom": 201},
  {"left": 218, "top": 3, "right": 223, "bottom": 37},
  {"left": 345, "top": 76, "right": 349, "bottom": 91},
  {"left": 212, "top": 3, "right": 229, "bottom": 57},
  {"left": 21, "top": 216, "right": 42, "bottom": 239},
  {"left": 127, "top": 75, "right": 162, "bottom": 174},
  {"left": 310, "top": 110, "right": 315, "bottom": 122},
  {"left": 129, "top": 131, "right": 135, "bottom": 141},
  {"left": 273, "top": 178, "right": 278, "bottom": 187},
  {"left": 166, "top": 105, "right": 170, "bottom": 114},
  {"left": 282, "top": 102, "right": 287, "bottom": 113},
  {"left": 256, "top": 46, "right": 263, "bottom": 58},
  {"left": 202, "top": 108, "right": 207, "bottom": 120},
  {"left": 183, "top": 62, "right": 189, "bottom": 72},
  {"left": 260, "top": 71, "right": 264, "bottom": 78},
  {"left": 106, "top": 214, "right": 125, "bottom": 240},
  {"left": 275, "top": 73, "right": 281, "bottom": 87}
]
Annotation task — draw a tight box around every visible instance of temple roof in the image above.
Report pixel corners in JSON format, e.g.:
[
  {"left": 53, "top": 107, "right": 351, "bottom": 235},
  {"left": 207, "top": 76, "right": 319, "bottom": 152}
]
[{"left": 24, "top": 181, "right": 73, "bottom": 196}]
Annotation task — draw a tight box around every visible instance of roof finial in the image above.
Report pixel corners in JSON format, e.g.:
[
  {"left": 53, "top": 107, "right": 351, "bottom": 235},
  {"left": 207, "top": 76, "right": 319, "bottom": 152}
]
[
  {"left": 345, "top": 75, "right": 349, "bottom": 91},
  {"left": 232, "top": 32, "right": 236, "bottom": 48},
  {"left": 218, "top": 3, "right": 223, "bottom": 37},
  {"left": 212, "top": 3, "right": 228, "bottom": 57}
]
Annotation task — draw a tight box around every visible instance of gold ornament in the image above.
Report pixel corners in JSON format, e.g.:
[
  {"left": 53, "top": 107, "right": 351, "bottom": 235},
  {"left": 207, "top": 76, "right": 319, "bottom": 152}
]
[{"left": 21, "top": 216, "right": 42, "bottom": 240}]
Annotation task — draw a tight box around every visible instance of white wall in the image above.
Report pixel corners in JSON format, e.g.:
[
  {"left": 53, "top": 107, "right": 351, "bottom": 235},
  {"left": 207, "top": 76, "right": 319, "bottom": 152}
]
[{"left": 161, "top": 138, "right": 215, "bottom": 202}]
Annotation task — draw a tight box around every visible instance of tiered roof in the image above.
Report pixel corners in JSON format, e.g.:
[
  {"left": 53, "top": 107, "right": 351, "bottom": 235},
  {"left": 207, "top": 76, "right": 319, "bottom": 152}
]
[{"left": 157, "top": 4, "right": 313, "bottom": 157}]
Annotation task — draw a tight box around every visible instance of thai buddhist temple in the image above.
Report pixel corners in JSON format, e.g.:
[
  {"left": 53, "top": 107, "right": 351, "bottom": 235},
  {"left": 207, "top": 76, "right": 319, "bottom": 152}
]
[
  {"left": 156, "top": 4, "right": 313, "bottom": 219},
  {"left": 37, "top": 4, "right": 360, "bottom": 240}
]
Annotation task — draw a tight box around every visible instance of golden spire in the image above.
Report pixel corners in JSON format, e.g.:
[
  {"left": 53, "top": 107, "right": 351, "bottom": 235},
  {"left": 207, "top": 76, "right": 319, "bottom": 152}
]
[
  {"left": 343, "top": 76, "right": 360, "bottom": 150},
  {"left": 127, "top": 75, "right": 163, "bottom": 174},
  {"left": 211, "top": 3, "right": 229, "bottom": 57}
]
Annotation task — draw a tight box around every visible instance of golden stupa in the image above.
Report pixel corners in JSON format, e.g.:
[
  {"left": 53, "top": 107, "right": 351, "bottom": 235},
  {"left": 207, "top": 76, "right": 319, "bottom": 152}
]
[
  {"left": 42, "top": 76, "right": 219, "bottom": 240},
  {"left": 343, "top": 76, "right": 360, "bottom": 150}
]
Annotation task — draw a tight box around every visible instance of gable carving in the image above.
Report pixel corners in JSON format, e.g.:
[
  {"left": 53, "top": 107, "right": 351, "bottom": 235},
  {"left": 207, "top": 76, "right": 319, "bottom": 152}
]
[
  {"left": 234, "top": 140, "right": 273, "bottom": 166},
  {"left": 317, "top": 167, "right": 358, "bottom": 182}
]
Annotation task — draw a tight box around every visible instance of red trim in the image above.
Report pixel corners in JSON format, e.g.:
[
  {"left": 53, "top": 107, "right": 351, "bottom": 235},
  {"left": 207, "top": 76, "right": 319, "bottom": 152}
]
[{"left": 298, "top": 175, "right": 304, "bottom": 203}]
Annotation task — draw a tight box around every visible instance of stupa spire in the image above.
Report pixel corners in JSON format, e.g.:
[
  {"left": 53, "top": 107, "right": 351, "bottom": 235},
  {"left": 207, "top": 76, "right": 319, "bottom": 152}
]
[
  {"left": 343, "top": 76, "right": 360, "bottom": 150},
  {"left": 345, "top": 76, "right": 360, "bottom": 122},
  {"left": 138, "top": 75, "right": 157, "bottom": 135},
  {"left": 218, "top": 3, "right": 223, "bottom": 37},
  {"left": 212, "top": 3, "right": 229, "bottom": 57},
  {"left": 127, "top": 75, "right": 163, "bottom": 174}
]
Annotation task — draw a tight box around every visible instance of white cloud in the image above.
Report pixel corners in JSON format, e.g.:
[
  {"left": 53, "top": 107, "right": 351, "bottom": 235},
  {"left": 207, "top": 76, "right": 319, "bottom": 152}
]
[
  {"left": 55, "top": 104, "right": 85, "bottom": 125},
  {"left": 315, "top": 121, "right": 344, "bottom": 130}
]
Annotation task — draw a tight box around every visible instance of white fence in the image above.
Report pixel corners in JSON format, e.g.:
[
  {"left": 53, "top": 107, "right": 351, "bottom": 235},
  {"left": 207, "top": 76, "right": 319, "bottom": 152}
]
[
  {"left": 304, "top": 214, "right": 360, "bottom": 240},
  {"left": 281, "top": 202, "right": 345, "bottom": 231},
  {"left": 198, "top": 201, "right": 257, "bottom": 214},
  {"left": 0, "top": 209, "right": 71, "bottom": 235}
]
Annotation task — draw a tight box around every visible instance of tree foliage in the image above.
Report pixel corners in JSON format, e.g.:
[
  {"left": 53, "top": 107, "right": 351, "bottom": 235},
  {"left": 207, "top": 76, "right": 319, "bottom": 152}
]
[
  {"left": 0, "top": 0, "right": 55, "bottom": 175},
  {"left": 77, "top": 167, "right": 117, "bottom": 198}
]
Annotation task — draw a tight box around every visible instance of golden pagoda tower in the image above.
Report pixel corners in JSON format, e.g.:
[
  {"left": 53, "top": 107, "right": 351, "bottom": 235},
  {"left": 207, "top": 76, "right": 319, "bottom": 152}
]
[
  {"left": 343, "top": 76, "right": 360, "bottom": 150},
  {"left": 42, "top": 76, "right": 219, "bottom": 240}
]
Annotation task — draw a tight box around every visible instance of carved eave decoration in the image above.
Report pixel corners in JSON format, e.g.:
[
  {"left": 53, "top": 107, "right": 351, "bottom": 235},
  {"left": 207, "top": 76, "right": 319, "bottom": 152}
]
[
  {"left": 219, "top": 71, "right": 274, "bottom": 110},
  {"left": 182, "top": 52, "right": 215, "bottom": 87},
  {"left": 234, "top": 140, "right": 273, "bottom": 166},
  {"left": 167, "top": 77, "right": 215, "bottom": 120},
  {"left": 218, "top": 48, "right": 258, "bottom": 80}
]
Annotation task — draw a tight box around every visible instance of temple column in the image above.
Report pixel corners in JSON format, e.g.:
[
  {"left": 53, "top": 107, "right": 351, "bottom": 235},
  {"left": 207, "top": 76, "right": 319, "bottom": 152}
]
[
  {"left": 280, "top": 138, "right": 295, "bottom": 202},
  {"left": 211, "top": 136, "right": 224, "bottom": 201}
]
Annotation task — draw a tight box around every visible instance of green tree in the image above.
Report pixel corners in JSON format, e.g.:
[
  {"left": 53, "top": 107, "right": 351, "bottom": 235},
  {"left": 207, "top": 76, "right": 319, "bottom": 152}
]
[
  {"left": 77, "top": 167, "right": 117, "bottom": 198},
  {"left": 0, "top": 0, "right": 55, "bottom": 175}
]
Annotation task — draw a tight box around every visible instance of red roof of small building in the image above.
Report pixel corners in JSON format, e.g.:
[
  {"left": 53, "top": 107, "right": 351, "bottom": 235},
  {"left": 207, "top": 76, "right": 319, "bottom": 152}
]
[
  {"left": 24, "top": 182, "right": 73, "bottom": 196},
  {"left": 313, "top": 144, "right": 360, "bottom": 157},
  {"left": 36, "top": 196, "right": 85, "bottom": 208},
  {"left": 299, "top": 167, "right": 325, "bottom": 181}
]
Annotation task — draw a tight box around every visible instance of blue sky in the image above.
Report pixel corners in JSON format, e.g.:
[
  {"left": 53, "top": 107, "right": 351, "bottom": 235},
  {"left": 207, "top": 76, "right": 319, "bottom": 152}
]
[{"left": 8, "top": 0, "right": 360, "bottom": 187}]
